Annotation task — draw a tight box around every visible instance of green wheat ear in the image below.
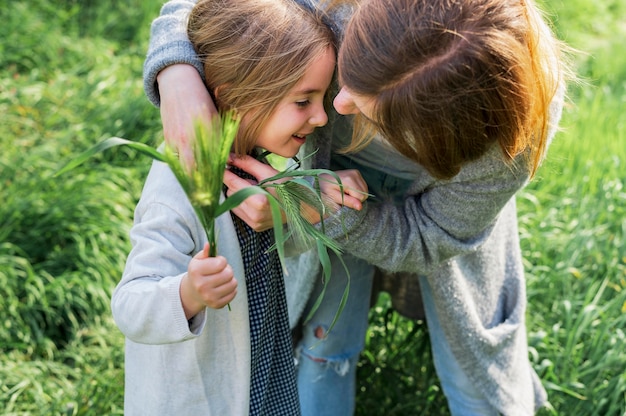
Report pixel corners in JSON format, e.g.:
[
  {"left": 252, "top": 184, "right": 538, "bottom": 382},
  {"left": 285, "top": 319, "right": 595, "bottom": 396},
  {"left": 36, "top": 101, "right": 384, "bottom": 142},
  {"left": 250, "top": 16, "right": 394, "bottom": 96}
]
[
  {"left": 254, "top": 158, "right": 354, "bottom": 335},
  {"left": 163, "top": 112, "right": 241, "bottom": 258}
]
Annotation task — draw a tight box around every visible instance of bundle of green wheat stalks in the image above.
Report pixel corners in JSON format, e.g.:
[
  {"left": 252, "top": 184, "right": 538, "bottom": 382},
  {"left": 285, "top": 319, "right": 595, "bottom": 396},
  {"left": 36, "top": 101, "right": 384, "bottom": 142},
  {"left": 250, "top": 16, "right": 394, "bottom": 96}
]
[{"left": 56, "top": 111, "right": 349, "bottom": 329}]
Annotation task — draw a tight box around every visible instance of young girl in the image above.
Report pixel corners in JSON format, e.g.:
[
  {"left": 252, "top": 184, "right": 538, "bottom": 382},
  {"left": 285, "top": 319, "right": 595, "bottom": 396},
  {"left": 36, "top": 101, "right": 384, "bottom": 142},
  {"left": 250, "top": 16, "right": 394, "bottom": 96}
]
[{"left": 111, "top": 0, "right": 366, "bottom": 415}]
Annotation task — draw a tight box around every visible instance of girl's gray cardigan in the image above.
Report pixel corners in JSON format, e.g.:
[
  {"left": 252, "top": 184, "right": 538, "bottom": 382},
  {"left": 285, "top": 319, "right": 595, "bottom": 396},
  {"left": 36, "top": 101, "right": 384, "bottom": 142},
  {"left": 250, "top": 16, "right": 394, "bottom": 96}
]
[
  {"left": 112, "top": 160, "right": 252, "bottom": 415},
  {"left": 143, "top": 1, "right": 565, "bottom": 414}
]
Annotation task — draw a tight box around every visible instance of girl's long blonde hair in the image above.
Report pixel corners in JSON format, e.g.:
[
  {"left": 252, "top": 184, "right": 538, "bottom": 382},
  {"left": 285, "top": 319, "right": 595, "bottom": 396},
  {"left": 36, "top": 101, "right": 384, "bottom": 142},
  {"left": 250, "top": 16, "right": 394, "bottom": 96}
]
[{"left": 188, "top": 0, "right": 336, "bottom": 155}]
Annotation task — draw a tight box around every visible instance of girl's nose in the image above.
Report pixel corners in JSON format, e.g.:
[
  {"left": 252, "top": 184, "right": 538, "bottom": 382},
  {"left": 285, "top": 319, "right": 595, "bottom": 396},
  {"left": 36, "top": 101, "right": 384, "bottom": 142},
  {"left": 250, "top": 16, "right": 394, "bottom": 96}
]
[
  {"left": 333, "top": 87, "right": 360, "bottom": 115},
  {"left": 309, "top": 103, "right": 329, "bottom": 127}
]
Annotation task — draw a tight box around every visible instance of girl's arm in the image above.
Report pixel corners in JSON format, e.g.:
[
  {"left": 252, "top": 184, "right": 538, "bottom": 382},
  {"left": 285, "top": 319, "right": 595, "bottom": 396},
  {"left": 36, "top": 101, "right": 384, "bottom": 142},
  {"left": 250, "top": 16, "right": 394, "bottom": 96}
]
[
  {"left": 111, "top": 161, "right": 224, "bottom": 344},
  {"left": 111, "top": 199, "right": 206, "bottom": 344}
]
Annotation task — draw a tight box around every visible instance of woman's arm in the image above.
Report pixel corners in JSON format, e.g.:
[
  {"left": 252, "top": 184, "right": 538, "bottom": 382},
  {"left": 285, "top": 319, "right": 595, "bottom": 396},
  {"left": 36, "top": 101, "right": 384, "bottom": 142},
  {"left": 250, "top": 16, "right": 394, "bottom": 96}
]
[
  {"left": 143, "top": 0, "right": 217, "bottom": 161},
  {"left": 316, "top": 76, "right": 566, "bottom": 274},
  {"left": 143, "top": 0, "right": 201, "bottom": 106},
  {"left": 157, "top": 64, "right": 217, "bottom": 162},
  {"left": 320, "top": 148, "right": 532, "bottom": 275}
]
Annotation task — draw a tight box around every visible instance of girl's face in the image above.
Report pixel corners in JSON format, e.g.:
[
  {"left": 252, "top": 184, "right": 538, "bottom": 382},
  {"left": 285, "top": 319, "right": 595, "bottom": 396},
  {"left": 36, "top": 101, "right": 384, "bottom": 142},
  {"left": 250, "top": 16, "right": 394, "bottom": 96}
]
[{"left": 251, "top": 47, "right": 335, "bottom": 158}]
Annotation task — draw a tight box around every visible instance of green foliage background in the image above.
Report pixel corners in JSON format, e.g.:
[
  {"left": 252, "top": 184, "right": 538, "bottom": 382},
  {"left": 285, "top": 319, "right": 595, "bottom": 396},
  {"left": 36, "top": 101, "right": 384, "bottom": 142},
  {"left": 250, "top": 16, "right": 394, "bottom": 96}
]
[{"left": 0, "top": 0, "right": 624, "bottom": 415}]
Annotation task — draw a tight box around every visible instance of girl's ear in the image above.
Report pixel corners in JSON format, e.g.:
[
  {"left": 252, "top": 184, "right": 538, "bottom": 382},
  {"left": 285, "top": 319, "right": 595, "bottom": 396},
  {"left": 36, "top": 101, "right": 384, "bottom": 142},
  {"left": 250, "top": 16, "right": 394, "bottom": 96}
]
[
  {"left": 213, "top": 84, "right": 225, "bottom": 103},
  {"left": 213, "top": 84, "right": 239, "bottom": 120},
  {"left": 213, "top": 84, "right": 232, "bottom": 105}
]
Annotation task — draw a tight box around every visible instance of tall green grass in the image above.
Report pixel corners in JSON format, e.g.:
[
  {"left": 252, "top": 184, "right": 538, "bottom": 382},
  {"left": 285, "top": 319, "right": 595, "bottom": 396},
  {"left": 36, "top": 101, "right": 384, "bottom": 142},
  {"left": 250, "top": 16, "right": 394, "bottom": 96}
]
[
  {"left": 1, "top": 1, "right": 160, "bottom": 413},
  {"left": 520, "top": 1, "right": 626, "bottom": 413},
  {"left": 0, "top": 0, "right": 624, "bottom": 414}
]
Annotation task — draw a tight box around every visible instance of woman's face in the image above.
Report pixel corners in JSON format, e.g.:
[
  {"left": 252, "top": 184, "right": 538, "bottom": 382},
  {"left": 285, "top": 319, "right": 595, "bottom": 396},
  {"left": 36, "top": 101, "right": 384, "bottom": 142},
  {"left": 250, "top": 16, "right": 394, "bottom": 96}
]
[{"left": 333, "top": 86, "right": 376, "bottom": 120}]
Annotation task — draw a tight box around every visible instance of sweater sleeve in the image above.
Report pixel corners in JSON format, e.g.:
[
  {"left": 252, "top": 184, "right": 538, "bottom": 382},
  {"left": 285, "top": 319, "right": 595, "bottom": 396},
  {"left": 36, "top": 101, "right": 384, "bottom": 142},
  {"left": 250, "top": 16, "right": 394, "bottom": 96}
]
[
  {"left": 321, "top": 151, "right": 532, "bottom": 275},
  {"left": 111, "top": 198, "right": 204, "bottom": 344},
  {"left": 143, "top": 0, "right": 202, "bottom": 107},
  {"left": 111, "top": 161, "right": 208, "bottom": 344}
]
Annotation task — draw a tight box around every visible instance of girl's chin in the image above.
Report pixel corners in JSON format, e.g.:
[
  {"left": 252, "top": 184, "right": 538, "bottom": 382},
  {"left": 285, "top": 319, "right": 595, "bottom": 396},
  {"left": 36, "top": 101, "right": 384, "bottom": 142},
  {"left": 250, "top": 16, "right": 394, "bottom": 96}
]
[
  {"left": 272, "top": 151, "right": 298, "bottom": 159},
  {"left": 265, "top": 145, "right": 302, "bottom": 159}
]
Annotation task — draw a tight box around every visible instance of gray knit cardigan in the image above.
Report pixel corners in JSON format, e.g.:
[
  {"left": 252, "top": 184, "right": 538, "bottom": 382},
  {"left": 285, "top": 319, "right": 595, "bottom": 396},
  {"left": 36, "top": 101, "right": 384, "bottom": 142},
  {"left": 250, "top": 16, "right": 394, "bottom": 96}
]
[{"left": 142, "top": 1, "right": 566, "bottom": 414}]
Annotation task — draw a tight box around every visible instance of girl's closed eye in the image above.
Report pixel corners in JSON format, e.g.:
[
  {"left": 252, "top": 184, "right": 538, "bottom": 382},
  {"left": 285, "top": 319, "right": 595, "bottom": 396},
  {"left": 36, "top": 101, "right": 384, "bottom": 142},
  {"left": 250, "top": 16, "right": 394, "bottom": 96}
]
[{"left": 295, "top": 99, "right": 311, "bottom": 108}]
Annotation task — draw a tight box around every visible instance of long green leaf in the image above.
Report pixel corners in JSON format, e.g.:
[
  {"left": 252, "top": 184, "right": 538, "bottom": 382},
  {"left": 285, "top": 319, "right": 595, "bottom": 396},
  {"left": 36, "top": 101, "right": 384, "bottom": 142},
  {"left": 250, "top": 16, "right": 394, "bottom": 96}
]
[
  {"left": 323, "top": 247, "right": 350, "bottom": 334},
  {"left": 303, "top": 242, "right": 332, "bottom": 327},
  {"left": 258, "top": 167, "right": 343, "bottom": 187},
  {"left": 214, "top": 186, "right": 271, "bottom": 218},
  {"left": 303, "top": 242, "right": 350, "bottom": 339},
  {"left": 266, "top": 195, "right": 287, "bottom": 268},
  {"left": 54, "top": 137, "right": 166, "bottom": 177},
  {"left": 217, "top": 186, "right": 289, "bottom": 270}
]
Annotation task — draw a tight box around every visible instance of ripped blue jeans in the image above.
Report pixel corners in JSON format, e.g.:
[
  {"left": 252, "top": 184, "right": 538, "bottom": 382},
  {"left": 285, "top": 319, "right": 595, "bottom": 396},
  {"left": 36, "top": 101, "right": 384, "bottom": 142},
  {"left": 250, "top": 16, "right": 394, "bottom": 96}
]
[
  {"left": 295, "top": 252, "right": 374, "bottom": 416},
  {"left": 294, "top": 252, "right": 496, "bottom": 416}
]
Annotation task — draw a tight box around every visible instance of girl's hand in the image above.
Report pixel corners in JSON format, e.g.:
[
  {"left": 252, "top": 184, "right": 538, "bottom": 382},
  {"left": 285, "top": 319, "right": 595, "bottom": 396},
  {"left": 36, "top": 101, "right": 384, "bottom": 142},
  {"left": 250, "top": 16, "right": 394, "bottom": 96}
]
[
  {"left": 180, "top": 244, "right": 237, "bottom": 319},
  {"left": 225, "top": 157, "right": 370, "bottom": 229},
  {"left": 223, "top": 155, "right": 283, "bottom": 232},
  {"left": 320, "top": 169, "right": 369, "bottom": 211},
  {"left": 157, "top": 64, "right": 218, "bottom": 164}
]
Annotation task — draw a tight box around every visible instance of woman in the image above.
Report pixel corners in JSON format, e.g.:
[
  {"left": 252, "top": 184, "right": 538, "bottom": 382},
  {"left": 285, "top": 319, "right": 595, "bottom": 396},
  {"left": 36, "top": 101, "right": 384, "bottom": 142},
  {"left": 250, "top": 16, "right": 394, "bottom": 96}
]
[{"left": 142, "top": 0, "right": 570, "bottom": 414}]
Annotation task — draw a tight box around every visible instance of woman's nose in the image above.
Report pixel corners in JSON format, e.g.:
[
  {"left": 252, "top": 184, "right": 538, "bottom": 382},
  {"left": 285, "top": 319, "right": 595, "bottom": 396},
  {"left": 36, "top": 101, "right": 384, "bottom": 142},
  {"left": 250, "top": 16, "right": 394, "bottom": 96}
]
[{"left": 333, "top": 87, "right": 360, "bottom": 115}]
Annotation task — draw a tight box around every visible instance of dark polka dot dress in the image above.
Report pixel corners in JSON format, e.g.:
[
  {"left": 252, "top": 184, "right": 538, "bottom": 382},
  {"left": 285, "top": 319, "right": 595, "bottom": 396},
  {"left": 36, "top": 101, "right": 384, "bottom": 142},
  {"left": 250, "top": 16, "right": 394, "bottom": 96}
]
[{"left": 229, "top": 167, "right": 301, "bottom": 416}]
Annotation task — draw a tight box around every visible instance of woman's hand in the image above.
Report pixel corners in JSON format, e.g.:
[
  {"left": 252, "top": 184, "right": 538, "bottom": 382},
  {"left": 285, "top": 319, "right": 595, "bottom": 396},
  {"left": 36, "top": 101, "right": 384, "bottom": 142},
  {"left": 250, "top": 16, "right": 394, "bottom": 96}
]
[
  {"left": 157, "top": 64, "right": 217, "bottom": 164},
  {"left": 320, "top": 169, "right": 369, "bottom": 211}
]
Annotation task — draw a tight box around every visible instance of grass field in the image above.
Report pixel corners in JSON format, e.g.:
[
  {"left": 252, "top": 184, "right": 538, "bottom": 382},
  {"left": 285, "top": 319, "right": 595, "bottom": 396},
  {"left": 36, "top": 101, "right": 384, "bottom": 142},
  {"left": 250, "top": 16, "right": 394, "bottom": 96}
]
[{"left": 1, "top": 0, "right": 624, "bottom": 415}]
